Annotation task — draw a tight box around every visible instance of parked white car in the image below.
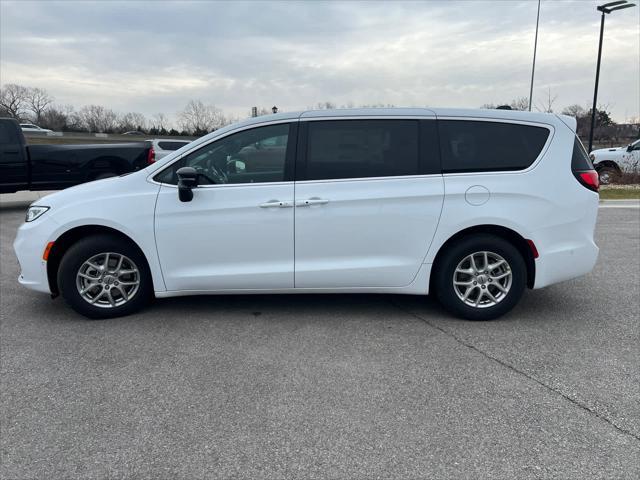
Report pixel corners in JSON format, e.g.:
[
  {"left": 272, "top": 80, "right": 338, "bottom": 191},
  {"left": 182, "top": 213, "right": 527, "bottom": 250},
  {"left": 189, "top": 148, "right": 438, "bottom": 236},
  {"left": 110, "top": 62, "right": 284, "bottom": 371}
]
[
  {"left": 19, "top": 123, "right": 53, "bottom": 134},
  {"left": 146, "top": 138, "right": 192, "bottom": 161},
  {"left": 590, "top": 138, "right": 640, "bottom": 184},
  {"left": 14, "top": 108, "right": 600, "bottom": 321}
]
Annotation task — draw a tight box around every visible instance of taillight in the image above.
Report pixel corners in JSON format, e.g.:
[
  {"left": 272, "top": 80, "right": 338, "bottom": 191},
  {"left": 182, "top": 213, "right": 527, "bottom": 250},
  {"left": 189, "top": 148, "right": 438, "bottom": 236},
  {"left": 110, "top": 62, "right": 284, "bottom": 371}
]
[
  {"left": 574, "top": 170, "right": 599, "bottom": 192},
  {"left": 147, "top": 146, "right": 156, "bottom": 164}
]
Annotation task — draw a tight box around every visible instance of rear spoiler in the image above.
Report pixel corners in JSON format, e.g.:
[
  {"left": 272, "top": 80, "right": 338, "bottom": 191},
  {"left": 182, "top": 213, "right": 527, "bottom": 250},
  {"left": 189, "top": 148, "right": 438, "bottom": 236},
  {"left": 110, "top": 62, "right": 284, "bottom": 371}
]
[{"left": 555, "top": 114, "right": 577, "bottom": 132}]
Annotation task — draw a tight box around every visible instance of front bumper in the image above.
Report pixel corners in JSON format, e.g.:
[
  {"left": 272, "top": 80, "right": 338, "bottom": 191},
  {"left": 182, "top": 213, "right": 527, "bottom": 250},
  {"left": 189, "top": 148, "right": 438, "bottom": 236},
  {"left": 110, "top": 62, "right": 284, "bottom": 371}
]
[{"left": 13, "top": 218, "right": 55, "bottom": 294}]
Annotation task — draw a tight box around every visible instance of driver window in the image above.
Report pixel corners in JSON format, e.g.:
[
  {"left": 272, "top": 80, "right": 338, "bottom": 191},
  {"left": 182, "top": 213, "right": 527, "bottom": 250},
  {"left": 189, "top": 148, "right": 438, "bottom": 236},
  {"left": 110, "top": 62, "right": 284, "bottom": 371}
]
[{"left": 155, "top": 123, "right": 290, "bottom": 185}]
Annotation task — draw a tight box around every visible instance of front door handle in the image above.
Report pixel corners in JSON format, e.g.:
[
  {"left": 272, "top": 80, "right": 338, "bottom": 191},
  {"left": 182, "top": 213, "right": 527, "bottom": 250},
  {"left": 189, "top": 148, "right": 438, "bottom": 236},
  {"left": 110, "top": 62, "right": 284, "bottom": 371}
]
[
  {"left": 259, "top": 200, "right": 293, "bottom": 208},
  {"left": 296, "top": 197, "right": 329, "bottom": 207}
]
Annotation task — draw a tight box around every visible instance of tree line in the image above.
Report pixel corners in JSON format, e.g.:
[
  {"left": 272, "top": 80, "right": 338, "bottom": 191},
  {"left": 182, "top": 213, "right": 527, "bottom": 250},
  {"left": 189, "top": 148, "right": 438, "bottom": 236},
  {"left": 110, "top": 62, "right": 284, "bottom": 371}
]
[
  {"left": 0, "top": 84, "right": 239, "bottom": 136},
  {"left": 482, "top": 92, "right": 639, "bottom": 144},
  {"left": 1, "top": 83, "right": 637, "bottom": 143}
]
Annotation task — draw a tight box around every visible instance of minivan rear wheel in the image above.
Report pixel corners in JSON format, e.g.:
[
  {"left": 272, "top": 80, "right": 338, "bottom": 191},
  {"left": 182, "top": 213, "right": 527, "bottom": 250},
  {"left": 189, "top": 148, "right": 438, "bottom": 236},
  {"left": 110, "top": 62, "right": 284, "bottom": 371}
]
[
  {"left": 434, "top": 234, "right": 526, "bottom": 320},
  {"left": 57, "top": 235, "right": 153, "bottom": 319}
]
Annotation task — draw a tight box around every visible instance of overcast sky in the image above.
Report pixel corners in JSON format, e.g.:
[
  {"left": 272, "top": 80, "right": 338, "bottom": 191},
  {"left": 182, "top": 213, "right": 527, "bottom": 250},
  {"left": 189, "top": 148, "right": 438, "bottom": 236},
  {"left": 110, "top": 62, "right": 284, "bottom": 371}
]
[{"left": 1, "top": 0, "right": 638, "bottom": 124}]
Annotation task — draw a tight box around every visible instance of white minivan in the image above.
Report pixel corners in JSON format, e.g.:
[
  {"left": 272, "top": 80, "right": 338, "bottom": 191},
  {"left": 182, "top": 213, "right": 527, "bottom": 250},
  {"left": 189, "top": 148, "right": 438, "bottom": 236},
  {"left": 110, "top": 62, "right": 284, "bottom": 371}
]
[{"left": 14, "top": 108, "right": 600, "bottom": 321}]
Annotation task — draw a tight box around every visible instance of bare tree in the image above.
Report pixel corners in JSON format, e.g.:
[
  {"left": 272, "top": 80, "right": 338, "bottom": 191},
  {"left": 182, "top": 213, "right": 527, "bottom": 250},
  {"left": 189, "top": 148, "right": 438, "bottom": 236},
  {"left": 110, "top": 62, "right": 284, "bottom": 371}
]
[
  {"left": 118, "top": 112, "right": 147, "bottom": 132},
  {"left": 481, "top": 97, "right": 528, "bottom": 111},
  {"left": 25, "top": 87, "right": 53, "bottom": 123},
  {"left": 510, "top": 97, "right": 529, "bottom": 111},
  {"left": 78, "top": 105, "right": 118, "bottom": 133},
  {"left": 359, "top": 103, "right": 396, "bottom": 108},
  {"left": 39, "top": 105, "right": 68, "bottom": 131},
  {"left": 0, "top": 83, "right": 29, "bottom": 119},
  {"left": 178, "top": 100, "right": 225, "bottom": 134},
  {"left": 536, "top": 87, "right": 558, "bottom": 113},
  {"left": 561, "top": 104, "right": 587, "bottom": 118},
  {"left": 151, "top": 113, "right": 169, "bottom": 131},
  {"left": 316, "top": 101, "right": 336, "bottom": 110}
]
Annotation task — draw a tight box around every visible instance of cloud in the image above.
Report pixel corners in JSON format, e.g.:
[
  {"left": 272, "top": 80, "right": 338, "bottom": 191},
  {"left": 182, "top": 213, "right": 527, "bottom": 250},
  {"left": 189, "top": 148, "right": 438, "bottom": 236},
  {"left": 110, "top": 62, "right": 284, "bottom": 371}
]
[{"left": 1, "top": 0, "right": 638, "bottom": 123}]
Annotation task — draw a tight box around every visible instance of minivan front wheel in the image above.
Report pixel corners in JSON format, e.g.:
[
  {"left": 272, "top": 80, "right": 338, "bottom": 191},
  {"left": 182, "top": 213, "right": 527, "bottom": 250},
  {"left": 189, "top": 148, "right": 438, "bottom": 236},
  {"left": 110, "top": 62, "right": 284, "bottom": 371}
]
[
  {"left": 434, "top": 234, "right": 526, "bottom": 320},
  {"left": 58, "top": 235, "right": 152, "bottom": 319}
]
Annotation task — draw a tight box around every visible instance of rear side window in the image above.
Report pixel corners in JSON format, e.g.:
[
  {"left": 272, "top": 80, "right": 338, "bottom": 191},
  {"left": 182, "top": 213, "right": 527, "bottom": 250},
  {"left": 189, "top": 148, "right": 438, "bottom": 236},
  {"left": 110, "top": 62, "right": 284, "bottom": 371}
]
[
  {"left": 158, "top": 141, "right": 189, "bottom": 151},
  {"left": 439, "top": 120, "right": 550, "bottom": 172},
  {"left": 0, "top": 122, "right": 20, "bottom": 144},
  {"left": 571, "top": 137, "right": 594, "bottom": 170},
  {"left": 303, "top": 120, "right": 419, "bottom": 180}
]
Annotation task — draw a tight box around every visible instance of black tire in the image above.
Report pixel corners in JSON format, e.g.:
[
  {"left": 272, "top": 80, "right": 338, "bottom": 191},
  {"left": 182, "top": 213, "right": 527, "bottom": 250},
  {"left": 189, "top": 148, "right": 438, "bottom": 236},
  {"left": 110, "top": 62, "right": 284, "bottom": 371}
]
[
  {"left": 57, "top": 235, "right": 153, "bottom": 319},
  {"left": 596, "top": 166, "right": 617, "bottom": 185},
  {"left": 434, "top": 234, "right": 526, "bottom": 321}
]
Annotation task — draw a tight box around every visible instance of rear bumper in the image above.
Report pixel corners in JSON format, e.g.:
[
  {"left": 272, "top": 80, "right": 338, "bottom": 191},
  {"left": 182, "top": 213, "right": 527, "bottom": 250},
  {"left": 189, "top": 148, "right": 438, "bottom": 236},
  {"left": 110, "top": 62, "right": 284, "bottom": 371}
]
[
  {"left": 532, "top": 193, "right": 599, "bottom": 289},
  {"left": 533, "top": 239, "right": 599, "bottom": 288}
]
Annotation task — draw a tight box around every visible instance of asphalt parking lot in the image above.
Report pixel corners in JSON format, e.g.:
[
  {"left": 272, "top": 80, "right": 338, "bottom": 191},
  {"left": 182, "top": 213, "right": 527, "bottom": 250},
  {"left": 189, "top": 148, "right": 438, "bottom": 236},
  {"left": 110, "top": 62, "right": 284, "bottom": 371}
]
[{"left": 1, "top": 201, "right": 638, "bottom": 479}]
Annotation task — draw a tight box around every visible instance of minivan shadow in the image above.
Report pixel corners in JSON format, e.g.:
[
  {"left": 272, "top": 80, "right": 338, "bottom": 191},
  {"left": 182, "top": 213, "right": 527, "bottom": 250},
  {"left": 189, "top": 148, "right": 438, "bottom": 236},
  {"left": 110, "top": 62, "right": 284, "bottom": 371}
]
[{"left": 145, "top": 292, "right": 451, "bottom": 324}]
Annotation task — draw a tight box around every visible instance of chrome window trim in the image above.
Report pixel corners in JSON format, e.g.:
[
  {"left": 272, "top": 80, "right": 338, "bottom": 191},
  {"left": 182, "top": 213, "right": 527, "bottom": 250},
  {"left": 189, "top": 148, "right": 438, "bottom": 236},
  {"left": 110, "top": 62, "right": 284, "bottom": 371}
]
[{"left": 148, "top": 115, "right": 556, "bottom": 185}]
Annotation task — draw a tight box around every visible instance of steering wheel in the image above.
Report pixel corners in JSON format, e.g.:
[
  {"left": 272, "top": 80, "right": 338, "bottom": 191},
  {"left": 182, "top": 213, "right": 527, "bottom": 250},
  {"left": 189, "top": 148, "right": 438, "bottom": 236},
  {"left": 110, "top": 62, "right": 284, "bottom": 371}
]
[
  {"left": 210, "top": 164, "right": 228, "bottom": 184},
  {"left": 196, "top": 160, "right": 228, "bottom": 184}
]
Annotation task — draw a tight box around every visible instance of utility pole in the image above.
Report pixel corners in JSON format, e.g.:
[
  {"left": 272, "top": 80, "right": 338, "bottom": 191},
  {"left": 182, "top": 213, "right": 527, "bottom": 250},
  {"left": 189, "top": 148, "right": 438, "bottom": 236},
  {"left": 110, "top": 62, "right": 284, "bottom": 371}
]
[
  {"left": 528, "top": 0, "right": 541, "bottom": 111},
  {"left": 588, "top": 1, "right": 636, "bottom": 152}
]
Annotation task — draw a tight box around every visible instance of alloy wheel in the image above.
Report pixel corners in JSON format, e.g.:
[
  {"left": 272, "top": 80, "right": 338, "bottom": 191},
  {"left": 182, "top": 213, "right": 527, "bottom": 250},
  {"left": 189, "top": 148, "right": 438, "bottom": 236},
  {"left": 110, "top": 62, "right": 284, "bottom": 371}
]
[
  {"left": 452, "top": 251, "right": 512, "bottom": 308},
  {"left": 75, "top": 252, "right": 140, "bottom": 308}
]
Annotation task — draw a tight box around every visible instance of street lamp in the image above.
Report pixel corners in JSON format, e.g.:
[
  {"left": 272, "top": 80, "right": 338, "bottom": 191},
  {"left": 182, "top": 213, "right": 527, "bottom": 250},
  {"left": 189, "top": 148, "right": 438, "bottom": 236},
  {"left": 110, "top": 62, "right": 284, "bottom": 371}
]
[{"left": 588, "top": 0, "right": 636, "bottom": 153}]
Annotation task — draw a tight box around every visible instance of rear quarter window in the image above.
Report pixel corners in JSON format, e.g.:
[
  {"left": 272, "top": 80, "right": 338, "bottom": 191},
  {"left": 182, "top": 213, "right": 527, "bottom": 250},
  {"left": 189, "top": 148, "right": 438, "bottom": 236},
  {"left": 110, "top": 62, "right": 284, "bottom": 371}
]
[
  {"left": 0, "top": 122, "right": 19, "bottom": 144},
  {"left": 439, "top": 120, "right": 550, "bottom": 173},
  {"left": 571, "top": 137, "right": 594, "bottom": 170}
]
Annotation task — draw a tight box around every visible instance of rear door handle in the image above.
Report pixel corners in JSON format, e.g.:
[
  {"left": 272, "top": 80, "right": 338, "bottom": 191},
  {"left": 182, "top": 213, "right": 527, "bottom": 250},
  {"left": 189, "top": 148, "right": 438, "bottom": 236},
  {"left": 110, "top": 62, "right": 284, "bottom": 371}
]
[
  {"left": 296, "top": 197, "right": 329, "bottom": 207},
  {"left": 259, "top": 200, "right": 293, "bottom": 208}
]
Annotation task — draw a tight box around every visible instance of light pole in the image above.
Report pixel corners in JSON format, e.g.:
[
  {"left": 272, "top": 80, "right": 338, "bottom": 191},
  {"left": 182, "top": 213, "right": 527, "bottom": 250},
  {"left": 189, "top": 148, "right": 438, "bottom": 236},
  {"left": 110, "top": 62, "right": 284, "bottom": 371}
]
[
  {"left": 588, "top": 0, "right": 636, "bottom": 153},
  {"left": 528, "top": 0, "right": 541, "bottom": 111}
]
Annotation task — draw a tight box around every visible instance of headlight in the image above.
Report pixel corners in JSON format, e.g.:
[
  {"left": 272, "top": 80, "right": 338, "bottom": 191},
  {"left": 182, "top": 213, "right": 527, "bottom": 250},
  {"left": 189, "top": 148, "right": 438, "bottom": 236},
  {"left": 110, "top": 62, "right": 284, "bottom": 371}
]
[{"left": 25, "top": 206, "right": 50, "bottom": 222}]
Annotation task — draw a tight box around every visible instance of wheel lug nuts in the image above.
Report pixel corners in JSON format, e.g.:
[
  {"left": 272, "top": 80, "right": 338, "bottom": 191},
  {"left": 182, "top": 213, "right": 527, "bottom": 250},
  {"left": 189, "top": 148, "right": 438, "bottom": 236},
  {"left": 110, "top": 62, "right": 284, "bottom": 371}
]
[
  {"left": 473, "top": 281, "right": 477, "bottom": 285},
  {"left": 114, "top": 281, "right": 119, "bottom": 286},
  {"left": 105, "top": 285, "right": 110, "bottom": 290},
  {"left": 481, "top": 285, "right": 486, "bottom": 289}
]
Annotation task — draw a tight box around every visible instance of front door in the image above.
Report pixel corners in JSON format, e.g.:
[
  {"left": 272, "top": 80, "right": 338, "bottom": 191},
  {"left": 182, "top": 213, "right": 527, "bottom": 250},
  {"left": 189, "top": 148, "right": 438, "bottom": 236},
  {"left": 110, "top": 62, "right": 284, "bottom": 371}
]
[
  {"left": 154, "top": 122, "right": 297, "bottom": 291},
  {"left": 294, "top": 118, "right": 444, "bottom": 288}
]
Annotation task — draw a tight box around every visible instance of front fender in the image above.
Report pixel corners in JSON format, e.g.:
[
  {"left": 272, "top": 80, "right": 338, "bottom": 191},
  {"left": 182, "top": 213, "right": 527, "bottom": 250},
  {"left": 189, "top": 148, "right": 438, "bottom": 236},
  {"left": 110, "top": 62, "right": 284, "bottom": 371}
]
[{"left": 42, "top": 173, "right": 166, "bottom": 292}]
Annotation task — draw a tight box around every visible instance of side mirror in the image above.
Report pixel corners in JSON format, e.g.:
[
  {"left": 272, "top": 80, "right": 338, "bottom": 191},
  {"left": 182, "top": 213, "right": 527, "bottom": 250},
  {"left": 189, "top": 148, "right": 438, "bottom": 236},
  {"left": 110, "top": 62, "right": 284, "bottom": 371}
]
[
  {"left": 177, "top": 166, "right": 198, "bottom": 202},
  {"left": 627, "top": 144, "right": 633, "bottom": 152}
]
